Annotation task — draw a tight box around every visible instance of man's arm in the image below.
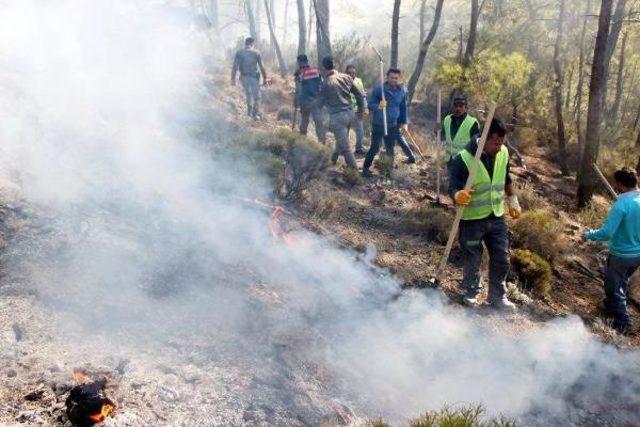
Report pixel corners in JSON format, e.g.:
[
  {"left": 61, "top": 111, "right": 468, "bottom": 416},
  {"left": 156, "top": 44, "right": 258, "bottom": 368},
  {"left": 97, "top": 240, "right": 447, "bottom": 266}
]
[
  {"left": 231, "top": 52, "right": 239, "bottom": 83},
  {"left": 585, "top": 203, "right": 625, "bottom": 241},
  {"left": 257, "top": 53, "right": 267, "bottom": 84},
  {"left": 470, "top": 121, "right": 480, "bottom": 138},
  {"left": 448, "top": 155, "right": 469, "bottom": 199},
  {"left": 368, "top": 85, "right": 381, "bottom": 112}
]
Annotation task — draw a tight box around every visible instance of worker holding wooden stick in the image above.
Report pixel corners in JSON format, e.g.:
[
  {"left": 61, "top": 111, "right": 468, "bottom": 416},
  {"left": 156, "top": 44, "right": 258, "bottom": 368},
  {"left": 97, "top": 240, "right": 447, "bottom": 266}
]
[
  {"left": 584, "top": 168, "right": 640, "bottom": 335},
  {"left": 448, "top": 118, "right": 521, "bottom": 309}
]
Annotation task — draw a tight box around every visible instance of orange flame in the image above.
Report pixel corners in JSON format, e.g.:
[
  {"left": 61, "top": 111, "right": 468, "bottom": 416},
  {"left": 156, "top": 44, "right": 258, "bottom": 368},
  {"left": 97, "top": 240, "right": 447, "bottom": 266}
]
[
  {"left": 89, "top": 403, "right": 114, "bottom": 423},
  {"left": 73, "top": 368, "right": 90, "bottom": 382}
]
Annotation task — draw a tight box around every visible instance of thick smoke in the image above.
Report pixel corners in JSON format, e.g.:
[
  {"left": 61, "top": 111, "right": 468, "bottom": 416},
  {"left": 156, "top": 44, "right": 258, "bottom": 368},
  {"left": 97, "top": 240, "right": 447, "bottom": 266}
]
[{"left": 0, "top": 1, "right": 639, "bottom": 425}]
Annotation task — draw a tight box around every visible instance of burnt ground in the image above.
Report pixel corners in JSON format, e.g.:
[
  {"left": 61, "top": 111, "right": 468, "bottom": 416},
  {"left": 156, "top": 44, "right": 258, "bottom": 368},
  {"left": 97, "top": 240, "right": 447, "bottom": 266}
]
[{"left": 0, "top": 74, "right": 639, "bottom": 426}]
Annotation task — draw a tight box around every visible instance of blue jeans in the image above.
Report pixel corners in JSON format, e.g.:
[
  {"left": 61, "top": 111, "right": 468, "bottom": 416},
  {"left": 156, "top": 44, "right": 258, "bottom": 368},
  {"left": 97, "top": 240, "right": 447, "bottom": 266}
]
[
  {"left": 363, "top": 125, "right": 414, "bottom": 171},
  {"left": 604, "top": 254, "right": 640, "bottom": 329},
  {"left": 458, "top": 216, "right": 510, "bottom": 301}
]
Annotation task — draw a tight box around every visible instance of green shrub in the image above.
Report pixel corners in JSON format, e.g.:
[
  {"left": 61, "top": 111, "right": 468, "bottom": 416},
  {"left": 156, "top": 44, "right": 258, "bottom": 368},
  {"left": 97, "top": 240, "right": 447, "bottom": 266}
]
[
  {"left": 280, "top": 136, "right": 331, "bottom": 200},
  {"left": 402, "top": 206, "right": 453, "bottom": 244},
  {"left": 409, "top": 404, "right": 517, "bottom": 427},
  {"left": 375, "top": 154, "right": 394, "bottom": 178},
  {"left": 511, "top": 209, "right": 566, "bottom": 261},
  {"left": 511, "top": 249, "right": 553, "bottom": 298},
  {"left": 343, "top": 166, "right": 363, "bottom": 187}
]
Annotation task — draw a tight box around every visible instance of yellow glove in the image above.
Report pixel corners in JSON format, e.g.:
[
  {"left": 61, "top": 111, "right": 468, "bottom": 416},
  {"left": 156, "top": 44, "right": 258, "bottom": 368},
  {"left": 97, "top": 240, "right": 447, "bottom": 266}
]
[
  {"left": 379, "top": 99, "right": 388, "bottom": 109},
  {"left": 454, "top": 190, "right": 473, "bottom": 206},
  {"left": 506, "top": 195, "right": 522, "bottom": 219}
]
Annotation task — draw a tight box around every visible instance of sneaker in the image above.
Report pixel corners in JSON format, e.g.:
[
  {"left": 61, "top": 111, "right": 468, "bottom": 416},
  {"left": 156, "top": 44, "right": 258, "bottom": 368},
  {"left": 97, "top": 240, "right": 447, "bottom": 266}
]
[
  {"left": 490, "top": 297, "right": 517, "bottom": 311},
  {"left": 361, "top": 169, "right": 373, "bottom": 178},
  {"left": 613, "top": 322, "right": 636, "bottom": 336},
  {"left": 462, "top": 296, "right": 480, "bottom": 308},
  {"left": 403, "top": 157, "right": 416, "bottom": 165},
  {"left": 331, "top": 152, "right": 339, "bottom": 165},
  {"left": 354, "top": 148, "right": 366, "bottom": 156}
]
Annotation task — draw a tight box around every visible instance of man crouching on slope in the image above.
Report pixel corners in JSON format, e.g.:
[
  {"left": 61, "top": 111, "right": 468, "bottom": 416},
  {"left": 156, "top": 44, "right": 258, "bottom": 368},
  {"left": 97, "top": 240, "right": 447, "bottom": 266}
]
[
  {"left": 448, "top": 118, "right": 522, "bottom": 309},
  {"left": 584, "top": 168, "right": 640, "bottom": 335}
]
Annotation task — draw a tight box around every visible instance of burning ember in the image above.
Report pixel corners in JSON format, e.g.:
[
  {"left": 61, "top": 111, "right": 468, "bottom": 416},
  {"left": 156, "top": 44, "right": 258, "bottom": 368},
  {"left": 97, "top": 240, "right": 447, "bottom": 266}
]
[{"left": 66, "top": 375, "right": 115, "bottom": 426}]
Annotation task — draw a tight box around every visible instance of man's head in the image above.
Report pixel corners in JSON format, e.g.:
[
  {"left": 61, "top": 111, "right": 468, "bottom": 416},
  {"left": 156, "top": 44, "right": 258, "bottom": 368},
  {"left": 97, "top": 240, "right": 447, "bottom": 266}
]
[
  {"left": 386, "top": 68, "right": 401, "bottom": 88},
  {"left": 297, "top": 54, "right": 309, "bottom": 67},
  {"left": 483, "top": 118, "right": 507, "bottom": 157},
  {"left": 452, "top": 97, "right": 468, "bottom": 117},
  {"left": 613, "top": 168, "right": 639, "bottom": 192},
  {"left": 245, "top": 37, "right": 255, "bottom": 47},
  {"left": 321, "top": 56, "right": 335, "bottom": 73},
  {"left": 345, "top": 65, "right": 357, "bottom": 79}
]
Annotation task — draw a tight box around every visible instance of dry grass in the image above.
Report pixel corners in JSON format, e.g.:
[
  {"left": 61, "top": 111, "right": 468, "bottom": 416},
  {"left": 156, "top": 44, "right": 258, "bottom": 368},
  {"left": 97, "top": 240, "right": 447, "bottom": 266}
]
[
  {"left": 408, "top": 404, "right": 517, "bottom": 427},
  {"left": 342, "top": 167, "right": 363, "bottom": 187},
  {"left": 511, "top": 209, "right": 567, "bottom": 262},
  {"left": 578, "top": 199, "right": 610, "bottom": 230},
  {"left": 515, "top": 186, "right": 549, "bottom": 211},
  {"left": 401, "top": 206, "right": 453, "bottom": 244},
  {"left": 374, "top": 154, "right": 394, "bottom": 178},
  {"left": 511, "top": 249, "right": 553, "bottom": 298}
]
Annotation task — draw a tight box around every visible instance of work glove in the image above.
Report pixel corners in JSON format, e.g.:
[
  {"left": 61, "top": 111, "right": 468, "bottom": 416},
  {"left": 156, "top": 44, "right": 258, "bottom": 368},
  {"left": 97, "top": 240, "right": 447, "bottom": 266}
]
[
  {"left": 379, "top": 99, "right": 388, "bottom": 109},
  {"left": 400, "top": 123, "right": 409, "bottom": 132},
  {"left": 506, "top": 195, "right": 522, "bottom": 219},
  {"left": 454, "top": 190, "right": 473, "bottom": 206}
]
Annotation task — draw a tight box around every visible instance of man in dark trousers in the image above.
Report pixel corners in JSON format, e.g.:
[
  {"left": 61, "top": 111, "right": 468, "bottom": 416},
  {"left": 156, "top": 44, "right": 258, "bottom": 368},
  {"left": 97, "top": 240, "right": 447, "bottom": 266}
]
[
  {"left": 584, "top": 168, "right": 640, "bottom": 334},
  {"left": 438, "top": 96, "right": 480, "bottom": 164},
  {"left": 231, "top": 37, "right": 268, "bottom": 119},
  {"left": 362, "top": 68, "right": 415, "bottom": 178},
  {"left": 317, "top": 56, "right": 365, "bottom": 169},
  {"left": 449, "top": 118, "right": 522, "bottom": 309},
  {"left": 294, "top": 54, "right": 326, "bottom": 143}
]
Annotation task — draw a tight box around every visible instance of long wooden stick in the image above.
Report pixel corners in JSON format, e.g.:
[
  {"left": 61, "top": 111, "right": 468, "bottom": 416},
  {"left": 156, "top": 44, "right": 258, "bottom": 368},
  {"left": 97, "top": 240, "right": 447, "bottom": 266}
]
[
  {"left": 436, "top": 90, "right": 442, "bottom": 202},
  {"left": 592, "top": 163, "right": 618, "bottom": 199},
  {"left": 400, "top": 127, "right": 425, "bottom": 161},
  {"left": 434, "top": 104, "right": 497, "bottom": 284}
]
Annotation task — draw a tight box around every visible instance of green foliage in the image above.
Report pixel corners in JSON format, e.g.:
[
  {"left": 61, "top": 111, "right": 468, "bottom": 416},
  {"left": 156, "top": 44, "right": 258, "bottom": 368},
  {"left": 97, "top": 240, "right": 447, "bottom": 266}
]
[
  {"left": 511, "top": 249, "right": 553, "bottom": 298},
  {"left": 511, "top": 210, "right": 566, "bottom": 262},
  {"left": 342, "top": 166, "right": 363, "bottom": 187},
  {"left": 408, "top": 404, "right": 517, "bottom": 427},
  {"left": 280, "top": 133, "right": 331, "bottom": 200},
  {"left": 402, "top": 206, "right": 453, "bottom": 244},
  {"left": 374, "top": 154, "right": 394, "bottom": 178},
  {"left": 332, "top": 33, "right": 381, "bottom": 88}
]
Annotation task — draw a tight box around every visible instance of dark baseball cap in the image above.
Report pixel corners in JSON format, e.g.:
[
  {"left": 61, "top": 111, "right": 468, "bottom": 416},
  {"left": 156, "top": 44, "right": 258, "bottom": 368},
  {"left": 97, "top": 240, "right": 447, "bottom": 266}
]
[
  {"left": 297, "top": 54, "right": 308, "bottom": 62},
  {"left": 453, "top": 97, "right": 468, "bottom": 105}
]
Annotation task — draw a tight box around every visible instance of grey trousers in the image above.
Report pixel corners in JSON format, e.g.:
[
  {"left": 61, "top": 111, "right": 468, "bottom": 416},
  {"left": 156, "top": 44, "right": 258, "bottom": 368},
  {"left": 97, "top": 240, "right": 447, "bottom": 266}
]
[
  {"left": 458, "top": 215, "right": 510, "bottom": 302},
  {"left": 604, "top": 254, "right": 640, "bottom": 329},
  {"left": 300, "top": 103, "right": 326, "bottom": 143},
  {"left": 329, "top": 110, "right": 357, "bottom": 168},
  {"left": 240, "top": 75, "right": 261, "bottom": 116},
  {"left": 350, "top": 115, "right": 365, "bottom": 151}
]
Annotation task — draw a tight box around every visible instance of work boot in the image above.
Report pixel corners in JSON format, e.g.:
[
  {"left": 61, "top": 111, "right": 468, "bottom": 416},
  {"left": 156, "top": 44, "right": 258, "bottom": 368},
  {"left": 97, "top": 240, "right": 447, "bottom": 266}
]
[
  {"left": 489, "top": 297, "right": 517, "bottom": 311},
  {"left": 362, "top": 169, "right": 373, "bottom": 178},
  {"left": 354, "top": 148, "right": 366, "bottom": 156},
  {"left": 331, "top": 152, "right": 339, "bottom": 165},
  {"left": 403, "top": 156, "right": 416, "bottom": 165},
  {"left": 462, "top": 296, "right": 480, "bottom": 308}
]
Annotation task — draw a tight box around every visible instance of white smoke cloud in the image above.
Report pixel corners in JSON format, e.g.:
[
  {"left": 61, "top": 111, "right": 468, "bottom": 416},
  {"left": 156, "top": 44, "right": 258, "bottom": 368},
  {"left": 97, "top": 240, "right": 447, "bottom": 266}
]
[{"left": 0, "top": 1, "right": 639, "bottom": 426}]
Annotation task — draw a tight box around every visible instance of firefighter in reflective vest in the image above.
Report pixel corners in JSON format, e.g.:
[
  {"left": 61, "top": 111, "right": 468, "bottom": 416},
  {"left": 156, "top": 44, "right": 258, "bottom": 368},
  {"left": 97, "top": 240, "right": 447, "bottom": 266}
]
[
  {"left": 448, "top": 118, "right": 522, "bottom": 309},
  {"left": 437, "top": 96, "right": 480, "bottom": 164}
]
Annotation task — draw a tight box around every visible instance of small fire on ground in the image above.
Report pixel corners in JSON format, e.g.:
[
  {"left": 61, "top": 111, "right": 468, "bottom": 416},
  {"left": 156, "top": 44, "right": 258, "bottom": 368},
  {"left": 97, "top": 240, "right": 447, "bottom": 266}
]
[{"left": 66, "top": 368, "right": 116, "bottom": 426}]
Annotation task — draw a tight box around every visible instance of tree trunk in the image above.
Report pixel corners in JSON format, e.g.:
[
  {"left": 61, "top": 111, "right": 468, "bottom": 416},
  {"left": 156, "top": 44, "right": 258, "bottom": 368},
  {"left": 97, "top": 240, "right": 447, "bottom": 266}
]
[
  {"left": 607, "top": 31, "right": 627, "bottom": 129},
  {"left": 600, "top": 0, "right": 627, "bottom": 111},
  {"left": 296, "top": 0, "right": 307, "bottom": 54},
  {"left": 462, "top": 0, "right": 479, "bottom": 67},
  {"left": 314, "top": 0, "right": 331, "bottom": 62},
  {"left": 564, "top": 61, "right": 574, "bottom": 111},
  {"left": 419, "top": 0, "right": 426, "bottom": 43},
  {"left": 406, "top": 0, "right": 445, "bottom": 105},
  {"left": 264, "top": 0, "right": 287, "bottom": 77},
  {"left": 282, "top": 0, "right": 289, "bottom": 46},
  {"left": 268, "top": 0, "right": 276, "bottom": 51},
  {"left": 575, "top": 0, "right": 591, "bottom": 176},
  {"left": 255, "top": 0, "right": 262, "bottom": 41},
  {"left": 577, "top": 0, "right": 614, "bottom": 208},
  {"left": 307, "top": 0, "right": 314, "bottom": 53},
  {"left": 208, "top": 0, "right": 219, "bottom": 32},
  {"left": 245, "top": 0, "right": 258, "bottom": 40},
  {"left": 553, "top": 0, "right": 569, "bottom": 176},
  {"left": 458, "top": 26, "right": 464, "bottom": 63},
  {"left": 390, "top": 0, "right": 401, "bottom": 68}
]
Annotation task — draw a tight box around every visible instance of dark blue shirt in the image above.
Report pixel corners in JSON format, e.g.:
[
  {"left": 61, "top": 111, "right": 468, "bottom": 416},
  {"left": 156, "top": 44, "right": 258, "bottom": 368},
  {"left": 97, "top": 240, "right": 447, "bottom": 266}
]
[{"left": 368, "top": 83, "right": 407, "bottom": 127}]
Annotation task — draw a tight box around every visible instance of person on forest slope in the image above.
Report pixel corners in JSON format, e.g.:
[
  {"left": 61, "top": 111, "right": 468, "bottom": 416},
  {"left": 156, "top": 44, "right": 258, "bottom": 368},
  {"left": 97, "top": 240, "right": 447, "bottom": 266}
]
[
  {"left": 436, "top": 96, "right": 480, "bottom": 165},
  {"left": 345, "top": 65, "right": 367, "bottom": 155},
  {"left": 448, "top": 118, "right": 522, "bottom": 309},
  {"left": 584, "top": 168, "right": 640, "bottom": 335},
  {"left": 231, "top": 37, "right": 268, "bottom": 119},
  {"left": 317, "top": 56, "right": 365, "bottom": 169},
  {"left": 362, "top": 68, "right": 416, "bottom": 178},
  {"left": 294, "top": 54, "right": 326, "bottom": 143}
]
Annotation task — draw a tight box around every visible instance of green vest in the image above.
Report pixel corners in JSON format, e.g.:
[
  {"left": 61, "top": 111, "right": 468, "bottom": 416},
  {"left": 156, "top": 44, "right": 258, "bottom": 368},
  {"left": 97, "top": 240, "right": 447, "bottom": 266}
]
[
  {"left": 460, "top": 145, "right": 509, "bottom": 220},
  {"left": 350, "top": 77, "right": 364, "bottom": 109},
  {"left": 444, "top": 114, "right": 479, "bottom": 158}
]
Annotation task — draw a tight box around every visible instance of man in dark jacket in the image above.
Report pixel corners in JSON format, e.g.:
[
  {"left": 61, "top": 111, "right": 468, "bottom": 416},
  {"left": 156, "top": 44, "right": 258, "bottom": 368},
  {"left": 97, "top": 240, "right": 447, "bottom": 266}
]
[
  {"left": 231, "top": 37, "right": 268, "bottom": 119},
  {"left": 317, "top": 56, "right": 365, "bottom": 169},
  {"left": 362, "top": 68, "right": 415, "bottom": 177},
  {"left": 449, "top": 118, "right": 522, "bottom": 310},
  {"left": 294, "top": 54, "right": 326, "bottom": 143}
]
